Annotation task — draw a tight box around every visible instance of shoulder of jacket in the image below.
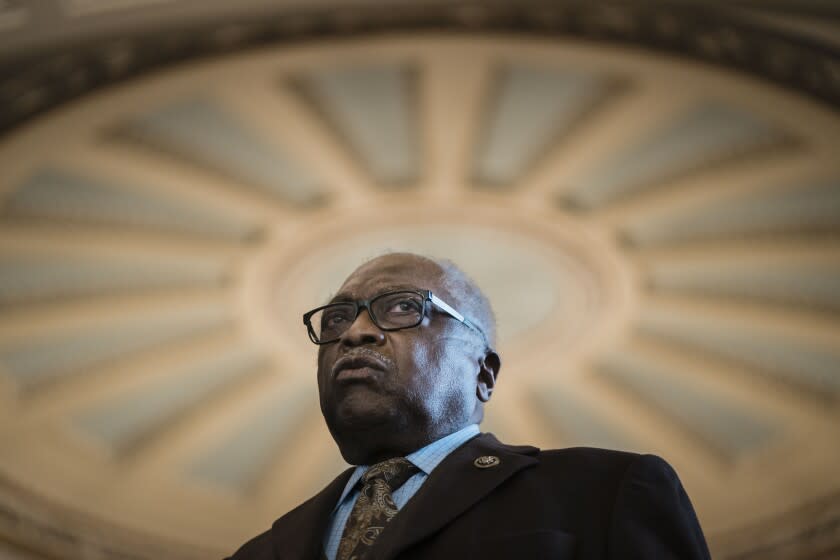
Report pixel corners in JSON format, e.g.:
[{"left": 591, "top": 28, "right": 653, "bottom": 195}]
[
  {"left": 539, "top": 446, "right": 641, "bottom": 460},
  {"left": 475, "top": 433, "right": 644, "bottom": 474},
  {"left": 534, "top": 446, "right": 644, "bottom": 473},
  {"left": 226, "top": 528, "right": 273, "bottom": 559}
]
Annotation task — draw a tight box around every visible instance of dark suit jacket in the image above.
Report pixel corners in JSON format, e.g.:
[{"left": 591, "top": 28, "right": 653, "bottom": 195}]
[{"left": 228, "top": 433, "right": 711, "bottom": 559}]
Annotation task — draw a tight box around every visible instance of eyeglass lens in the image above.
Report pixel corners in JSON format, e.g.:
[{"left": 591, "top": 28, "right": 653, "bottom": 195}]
[{"left": 310, "top": 291, "right": 425, "bottom": 342}]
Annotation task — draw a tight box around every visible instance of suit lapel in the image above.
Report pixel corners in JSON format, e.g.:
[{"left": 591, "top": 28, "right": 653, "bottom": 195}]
[
  {"left": 374, "top": 433, "right": 539, "bottom": 560},
  {"left": 270, "top": 467, "right": 354, "bottom": 560}
]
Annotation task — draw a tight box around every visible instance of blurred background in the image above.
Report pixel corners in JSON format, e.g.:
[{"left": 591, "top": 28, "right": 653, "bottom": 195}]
[{"left": 0, "top": 1, "right": 838, "bottom": 558}]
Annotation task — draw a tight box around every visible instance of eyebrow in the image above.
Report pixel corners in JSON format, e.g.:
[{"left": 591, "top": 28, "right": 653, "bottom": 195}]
[{"left": 328, "top": 284, "right": 423, "bottom": 304}]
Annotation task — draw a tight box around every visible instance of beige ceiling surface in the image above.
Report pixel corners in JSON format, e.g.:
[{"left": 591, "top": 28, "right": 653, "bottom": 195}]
[{"left": 0, "top": 36, "right": 838, "bottom": 558}]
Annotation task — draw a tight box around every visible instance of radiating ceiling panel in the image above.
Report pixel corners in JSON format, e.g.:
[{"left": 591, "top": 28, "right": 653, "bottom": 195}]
[
  {"left": 188, "top": 381, "right": 313, "bottom": 492},
  {"left": 117, "top": 99, "right": 326, "bottom": 206},
  {"left": 624, "top": 180, "right": 840, "bottom": 246},
  {"left": 638, "top": 309, "right": 840, "bottom": 397},
  {"left": 474, "top": 65, "right": 616, "bottom": 186},
  {"left": 73, "top": 347, "right": 267, "bottom": 452},
  {"left": 0, "top": 254, "right": 228, "bottom": 305},
  {"left": 565, "top": 104, "right": 788, "bottom": 209},
  {"left": 647, "top": 260, "right": 840, "bottom": 311},
  {"left": 0, "top": 302, "right": 230, "bottom": 389},
  {"left": 531, "top": 385, "right": 638, "bottom": 452},
  {"left": 293, "top": 64, "right": 418, "bottom": 185},
  {"left": 598, "top": 351, "right": 780, "bottom": 459},
  {"left": 3, "top": 168, "right": 259, "bottom": 240}
]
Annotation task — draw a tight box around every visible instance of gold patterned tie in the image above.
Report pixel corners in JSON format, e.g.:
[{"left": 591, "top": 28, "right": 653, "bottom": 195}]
[{"left": 337, "top": 457, "right": 420, "bottom": 560}]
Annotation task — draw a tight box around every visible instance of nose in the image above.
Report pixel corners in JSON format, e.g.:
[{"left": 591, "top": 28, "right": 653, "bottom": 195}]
[{"left": 340, "top": 306, "right": 386, "bottom": 347}]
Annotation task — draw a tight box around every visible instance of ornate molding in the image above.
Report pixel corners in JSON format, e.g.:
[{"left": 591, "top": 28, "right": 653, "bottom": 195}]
[
  {"left": 0, "top": 474, "right": 211, "bottom": 559},
  {"left": 0, "top": 1, "right": 838, "bottom": 137},
  {"left": 715, "top": 491, "right": 840, "bottom": 559}
]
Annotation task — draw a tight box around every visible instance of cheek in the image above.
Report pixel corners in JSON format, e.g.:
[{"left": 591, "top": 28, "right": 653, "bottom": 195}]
[
  {"left": 400, "top": 337, "right": 474, "bottom": 410},
  {"left": 389, "top": 340, "right": 436, "bottom": 404}
]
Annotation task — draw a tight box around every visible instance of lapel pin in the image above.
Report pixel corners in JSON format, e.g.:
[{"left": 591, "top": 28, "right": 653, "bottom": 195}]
[{"left": 474, "top": 455, "right": 500, "bottom": 469}]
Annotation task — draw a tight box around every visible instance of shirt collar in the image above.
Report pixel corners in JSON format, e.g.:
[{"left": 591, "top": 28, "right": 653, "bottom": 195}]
[
  {"left": 333, "top": 424, "right": 480, "bottom": 511},
  {"left": 405, "top": 423, "right": 480, "bottom": 475}
]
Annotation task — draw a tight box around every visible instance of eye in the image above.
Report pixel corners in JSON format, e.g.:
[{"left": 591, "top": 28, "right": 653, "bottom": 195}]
[
  {"left": 387, "top": 298, "right": 422, "bottom": 314},
  {"left": 322, "top": 309, "right": 351, "bottom": 327},
  {"left": 326, "top": 315, "right": 345, "bottom": 326}
]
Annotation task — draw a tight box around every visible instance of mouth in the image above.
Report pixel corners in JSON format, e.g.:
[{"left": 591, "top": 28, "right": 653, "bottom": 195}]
[{"left": 331, "top": 353, "right": 389, "bottom": 381}]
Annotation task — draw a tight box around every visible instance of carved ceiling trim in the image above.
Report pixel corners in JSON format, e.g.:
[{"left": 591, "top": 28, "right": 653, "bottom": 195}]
[
  {"left": 0, "top": 474, "right": 208, "bottom": 560},
  {"left": 0, "top": 1, "right": 838, "bottom": 137}
]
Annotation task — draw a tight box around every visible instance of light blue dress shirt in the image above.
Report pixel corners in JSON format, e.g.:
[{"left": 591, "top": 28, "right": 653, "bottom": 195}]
[{"left": 322, "top": 424, "right": 480, "bottom": 560}]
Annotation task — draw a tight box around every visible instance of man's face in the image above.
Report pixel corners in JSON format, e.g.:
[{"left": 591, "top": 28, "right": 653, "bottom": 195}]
[{"left": 316, "top": 254, "right": 483, "bottom": 461}]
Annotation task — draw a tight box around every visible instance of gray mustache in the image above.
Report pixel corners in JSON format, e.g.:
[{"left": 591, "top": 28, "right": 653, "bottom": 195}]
[{"left": 332, "top": 347, "right": 395, "bottom": 376}]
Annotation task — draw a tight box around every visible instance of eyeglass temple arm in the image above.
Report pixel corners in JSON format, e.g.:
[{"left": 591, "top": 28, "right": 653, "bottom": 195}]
[{"left": 429, "top": 293, "right": 489, "bottom": 346}]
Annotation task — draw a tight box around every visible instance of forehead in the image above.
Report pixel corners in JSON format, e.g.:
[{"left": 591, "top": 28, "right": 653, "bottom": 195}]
[{"left": 336, "top": 256, "right": 446, "bottom": 299}]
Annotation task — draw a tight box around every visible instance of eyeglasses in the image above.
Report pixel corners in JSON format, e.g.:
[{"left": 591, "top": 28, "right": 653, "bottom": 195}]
[{"left": 302, "top": 289, "right": 489, "bottom": 347}]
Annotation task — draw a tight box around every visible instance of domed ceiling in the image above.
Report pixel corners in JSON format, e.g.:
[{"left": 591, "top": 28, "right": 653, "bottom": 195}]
[{"left": 0, "top": 11, "right": 839, "bottom": 560}]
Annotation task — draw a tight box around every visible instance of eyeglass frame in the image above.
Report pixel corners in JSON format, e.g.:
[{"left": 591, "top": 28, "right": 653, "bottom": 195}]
[{"left": 302, "top": 289, "right": 490, "bottom": 348}]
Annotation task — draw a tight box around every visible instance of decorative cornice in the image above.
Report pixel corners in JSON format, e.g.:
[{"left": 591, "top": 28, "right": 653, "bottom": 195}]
[
  {"left": 715, "top": 490, "right": 840, "bottom": 559},
  {"left": 0, "top": 474, "right": 212, "bottom": 559},
  {"left": 0, "top": 1, "right": 838, "bottom": 138}
]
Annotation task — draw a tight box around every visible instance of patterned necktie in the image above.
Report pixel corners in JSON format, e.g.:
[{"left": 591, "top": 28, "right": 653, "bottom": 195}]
[{"left": 337, "top": 457, "right": 420, "bottom": 560}]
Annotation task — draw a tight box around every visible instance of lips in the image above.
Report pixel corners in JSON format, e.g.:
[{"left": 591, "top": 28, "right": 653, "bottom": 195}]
[{"left": 331, "top": 352, "right": 390, "bottom": 380}]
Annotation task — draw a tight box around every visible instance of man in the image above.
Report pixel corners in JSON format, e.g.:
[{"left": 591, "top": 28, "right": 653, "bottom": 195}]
[{"left": 228, "top": 252, "right": 711, "bottom": 559}]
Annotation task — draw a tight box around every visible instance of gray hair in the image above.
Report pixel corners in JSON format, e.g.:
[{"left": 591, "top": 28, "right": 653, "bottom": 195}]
[{"left": 430, "top": 257, "right": 497, "bottom": 349}]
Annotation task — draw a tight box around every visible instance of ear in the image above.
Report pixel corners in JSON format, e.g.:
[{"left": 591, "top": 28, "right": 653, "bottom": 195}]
[{"left": 476, "top": 350, "right": 501, "bottom": 403}]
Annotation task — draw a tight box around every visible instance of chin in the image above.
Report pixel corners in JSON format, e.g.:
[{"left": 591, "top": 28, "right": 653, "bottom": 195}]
[{"left": 334, "top": 398, "right": 396, "bottom": 430}]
